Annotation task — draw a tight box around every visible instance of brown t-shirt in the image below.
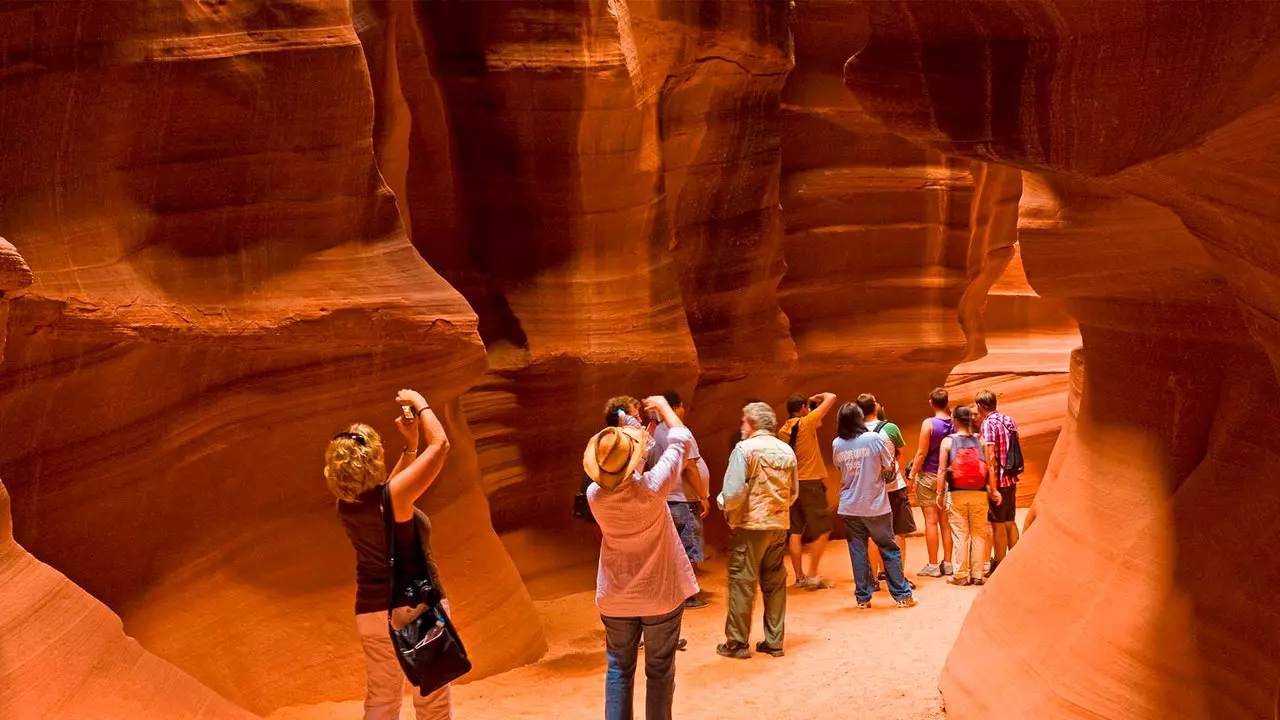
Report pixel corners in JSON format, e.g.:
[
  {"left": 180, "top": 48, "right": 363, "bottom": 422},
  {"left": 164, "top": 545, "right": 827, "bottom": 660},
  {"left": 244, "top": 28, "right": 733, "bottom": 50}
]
[
  {"left": 777, "top": 413, "right": 827, "bottom": 481},
  {"left": 337, "top": 485, "right": 445, "bottom": 615}
]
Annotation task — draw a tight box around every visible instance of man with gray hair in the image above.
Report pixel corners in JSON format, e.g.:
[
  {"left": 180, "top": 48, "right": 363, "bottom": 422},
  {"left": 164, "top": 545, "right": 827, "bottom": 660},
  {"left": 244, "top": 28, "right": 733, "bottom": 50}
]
[{"left": 715, "top": 401, "right": 799, "bottom": 659}]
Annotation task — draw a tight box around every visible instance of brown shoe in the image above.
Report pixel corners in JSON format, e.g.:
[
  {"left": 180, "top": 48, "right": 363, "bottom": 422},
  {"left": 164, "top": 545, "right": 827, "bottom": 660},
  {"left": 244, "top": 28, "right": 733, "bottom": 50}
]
[{"left": 754, "top": 641, "right": 785, "bottom": 657}]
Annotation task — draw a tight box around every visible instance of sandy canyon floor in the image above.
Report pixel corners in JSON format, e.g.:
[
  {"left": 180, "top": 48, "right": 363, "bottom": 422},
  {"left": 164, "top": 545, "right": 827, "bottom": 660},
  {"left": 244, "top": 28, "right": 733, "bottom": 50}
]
[{"left": 272, "top": 519, "right": 995, "bottom": 720}]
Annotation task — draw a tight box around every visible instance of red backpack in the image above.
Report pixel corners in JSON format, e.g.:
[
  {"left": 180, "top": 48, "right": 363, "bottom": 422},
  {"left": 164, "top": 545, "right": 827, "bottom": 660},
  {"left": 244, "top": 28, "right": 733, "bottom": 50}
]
[{"left": 947, "top": 434, "right": 988, "bottom": 491}]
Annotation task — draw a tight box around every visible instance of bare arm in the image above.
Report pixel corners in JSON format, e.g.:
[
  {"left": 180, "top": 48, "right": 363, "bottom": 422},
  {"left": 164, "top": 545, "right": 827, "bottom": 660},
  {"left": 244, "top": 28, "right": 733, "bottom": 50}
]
[
  {"left": 937, "top": 436, "right": 952, "bottom": 508},
  {"left": 908, "top": 419, "right": 932, "bottom": 480},
  {"left": 388, "top": 418, "right": 419, "bottom": 480},
  {"left": 682, "top": 459, "right": 708, "bottom": 498},
  {"left": 984, "top": 443, "right": 1001, "bottom": 503},
  {"left": 806, "top": 392, "right": 839, "bottom": 422},
  {"left": 390, "top": 391, "right": 451, "bottom": 522}
]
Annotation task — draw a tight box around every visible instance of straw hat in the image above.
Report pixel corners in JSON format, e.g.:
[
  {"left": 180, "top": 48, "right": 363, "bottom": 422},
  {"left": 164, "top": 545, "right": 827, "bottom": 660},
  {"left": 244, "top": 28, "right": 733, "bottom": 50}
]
[{"left": 583, "top": 425, "right": 646, "bottom": 491}]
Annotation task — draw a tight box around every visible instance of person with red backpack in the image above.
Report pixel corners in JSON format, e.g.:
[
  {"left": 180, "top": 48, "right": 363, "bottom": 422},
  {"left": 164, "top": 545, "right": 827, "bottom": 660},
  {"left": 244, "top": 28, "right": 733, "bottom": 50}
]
[{"left": 940, "top": 405, "right": 1001, "bottom": 586}]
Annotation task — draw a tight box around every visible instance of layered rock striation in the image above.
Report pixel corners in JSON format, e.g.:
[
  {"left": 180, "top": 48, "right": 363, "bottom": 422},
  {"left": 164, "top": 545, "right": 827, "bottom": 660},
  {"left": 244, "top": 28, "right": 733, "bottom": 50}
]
[
  {"left": 0, "top": 1, "right": 541, "bottom": 714},
  {"left": 848, "top": 3, "right": 1280, "bottom": 718},
  {"left": 2, "top": 0, "right": 1081, "bottom": 715}
]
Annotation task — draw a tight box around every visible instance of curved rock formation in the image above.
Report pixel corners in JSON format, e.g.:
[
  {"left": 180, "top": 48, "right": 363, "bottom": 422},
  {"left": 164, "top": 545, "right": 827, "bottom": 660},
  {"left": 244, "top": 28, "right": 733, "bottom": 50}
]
[
  {"left": 0, "top": 245, "right": 253, "bottom": 719},
  {"left": 1, "top": 0, "right": 1080, "bottom": 714},
  {"left": 848, "top": 3, "right": 1280, "bottom": 718},
  {"left": 948, "top": 240, "right": 1081, "bottom": 505},
  {"left": 0, "top": 1, "right": 541, "bottom": 713}
]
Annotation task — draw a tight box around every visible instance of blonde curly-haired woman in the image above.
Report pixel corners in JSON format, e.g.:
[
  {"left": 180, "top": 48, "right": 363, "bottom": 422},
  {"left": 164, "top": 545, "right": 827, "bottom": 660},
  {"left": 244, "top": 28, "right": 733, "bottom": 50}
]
[{"left": 326, "top": 389, "right": 452, "bottom": 720}]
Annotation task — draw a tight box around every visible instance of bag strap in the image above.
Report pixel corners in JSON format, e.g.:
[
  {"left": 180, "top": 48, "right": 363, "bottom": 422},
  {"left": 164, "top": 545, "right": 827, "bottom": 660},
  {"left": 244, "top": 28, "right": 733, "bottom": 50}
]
[
  {"left": 873, "top": 420, "right": 887, "bottom": 433},
  {"left": 383, "top": 484, "right": 397, "bottom": 621},
  {"left": 788, "top": 420, "right": 799, "bottom": 449}
]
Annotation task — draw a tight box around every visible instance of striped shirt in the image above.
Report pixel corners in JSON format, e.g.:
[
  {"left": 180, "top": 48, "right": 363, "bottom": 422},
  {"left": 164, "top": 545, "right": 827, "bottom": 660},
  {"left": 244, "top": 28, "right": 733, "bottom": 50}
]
[{"left": 981, "top": 411, "right": 1019, "bottom": 488}]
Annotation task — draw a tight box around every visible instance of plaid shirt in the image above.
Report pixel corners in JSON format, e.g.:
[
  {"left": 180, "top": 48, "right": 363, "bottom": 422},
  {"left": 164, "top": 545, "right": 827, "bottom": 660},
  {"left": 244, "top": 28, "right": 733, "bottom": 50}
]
[{"left": 981, "top": 411, "right": 1019, "bottom": 488}]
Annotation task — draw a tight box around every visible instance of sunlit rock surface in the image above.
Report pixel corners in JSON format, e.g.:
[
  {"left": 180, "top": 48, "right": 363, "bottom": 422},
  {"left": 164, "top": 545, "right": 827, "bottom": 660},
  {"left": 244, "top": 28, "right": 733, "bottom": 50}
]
[
  {"left": 1, "top": 0, "right": 1080, "bottom": 715},
  {"left": 0, "top": 1, "right": 540, "bottom": 714},
  {"left": 848, "top": 2, "right": 1280, "bottom": 717}
]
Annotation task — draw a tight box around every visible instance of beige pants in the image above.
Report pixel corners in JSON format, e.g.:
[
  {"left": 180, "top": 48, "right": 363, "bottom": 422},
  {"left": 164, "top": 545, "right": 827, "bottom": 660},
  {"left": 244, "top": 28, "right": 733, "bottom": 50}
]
[
  {"left": 355, "top": 599, "right": 453, "bottom": 720},
  {"left": 947, "top": 491, "right": 991, "bottom": 581}
]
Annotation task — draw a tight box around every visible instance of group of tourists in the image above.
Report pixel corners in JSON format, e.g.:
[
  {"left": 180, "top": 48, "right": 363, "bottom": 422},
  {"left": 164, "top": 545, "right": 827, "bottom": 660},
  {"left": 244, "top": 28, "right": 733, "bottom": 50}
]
[
  {"left": 580, "top": 386, "right": 1023, "bottom": 719},
  {"left": 315, "top": 384, "right": 1023, "bottom": 720}
]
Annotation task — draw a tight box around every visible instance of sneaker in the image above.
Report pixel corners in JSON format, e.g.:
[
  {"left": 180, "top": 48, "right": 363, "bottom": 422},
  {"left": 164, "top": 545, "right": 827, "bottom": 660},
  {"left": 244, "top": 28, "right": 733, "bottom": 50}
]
[
  {"left": 806, "top": 576, "right": 836, "bottom": 590},
  {"left": 677, "top": 639, "right": 688, "bottom": 651},
  {"left": 972, "top": 577, "right": 986, "bottom": 586},
  {"left": 940, "top": 561, "right": 956, "bottom": 576},
  {"left": 754, "top": 641, "right": 785, "bottom": 657},
  {"left": 856, "top": 600, "right": 872, "bottom": 610},
  {"left": 716, "top": 641, "right": 751, "bottom": 659},
  {"left": 876, "top": 571, "right": 887, "bottom": 581},
  {"left": 896, "top": 597, "right": 918, "bottom": 609},
  {"left": 794, "top": 577, "right": 814, "bottom": 589},
  {"left": 872, "top": 580, "right": 883, "bottom": 593},
  {"left": 918, "top": 563, "right": 942, "bottom": 578},
  {"left": 684, "top": 596, "right": 709, "bottom": 609},
  {"left": 946, "top": 576, "right": 972, "bottom": 586},
  {"left": 907, "top": 578, "right": 918, "bottom": 590}
]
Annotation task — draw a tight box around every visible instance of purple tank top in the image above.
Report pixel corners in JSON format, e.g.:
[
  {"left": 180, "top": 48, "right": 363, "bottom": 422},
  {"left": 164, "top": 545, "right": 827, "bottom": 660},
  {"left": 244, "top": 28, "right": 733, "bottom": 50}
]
[{"left": 921, "top": 416, "right": 955, "bottom": 473}]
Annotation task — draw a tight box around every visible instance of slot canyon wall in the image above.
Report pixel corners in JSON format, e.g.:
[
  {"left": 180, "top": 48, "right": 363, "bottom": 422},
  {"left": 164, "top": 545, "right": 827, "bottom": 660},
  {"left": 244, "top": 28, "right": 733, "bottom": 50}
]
[
  {"left": 0, "top": 2, "right": 542, "bottom": 714},
  {"left": 847, "top": 2, "right": 1280, "bottom": 718},
  {"left": 0, "top": 1, "right": 1079, "bottom": 718}
]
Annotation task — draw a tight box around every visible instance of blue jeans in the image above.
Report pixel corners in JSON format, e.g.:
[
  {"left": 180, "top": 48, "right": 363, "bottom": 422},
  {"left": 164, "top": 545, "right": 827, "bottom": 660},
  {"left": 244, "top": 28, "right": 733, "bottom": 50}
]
[
  {"left": 600, "top": 605, "right": 683, "bottom": 720},
  {"left": 668, "top": 501, "right": 705, "bottom": 563},
  {"left": 842, "top": 514, "right": 912, "bottom": 603}
]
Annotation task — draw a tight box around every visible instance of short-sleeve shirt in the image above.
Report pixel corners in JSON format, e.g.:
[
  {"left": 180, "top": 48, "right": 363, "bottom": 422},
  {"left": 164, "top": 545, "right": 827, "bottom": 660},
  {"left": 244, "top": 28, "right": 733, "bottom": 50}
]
[
  {"left": 981, "top": 411, "right": 1018, "bottom": 487},
  {"left": 832, "top": 432, "right": 895, "bottom": 517},
  {"left": 873, "top": 420, "right": 907, "bottom": 491},
  {"left": 654, "top": 422, "right": 710, "bottom": 502},
  {"left": 777, "top": 412, "right": 827, "bottom": 481}
]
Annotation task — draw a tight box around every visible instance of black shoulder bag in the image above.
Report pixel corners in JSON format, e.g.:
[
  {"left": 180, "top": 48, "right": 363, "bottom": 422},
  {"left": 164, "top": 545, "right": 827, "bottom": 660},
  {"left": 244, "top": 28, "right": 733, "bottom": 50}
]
[
  {"left": 383, "top": 486, "right": 472, "bottom": 696},
  {"left": 573, "top": 474, "right": 596, "bottom": 524}
]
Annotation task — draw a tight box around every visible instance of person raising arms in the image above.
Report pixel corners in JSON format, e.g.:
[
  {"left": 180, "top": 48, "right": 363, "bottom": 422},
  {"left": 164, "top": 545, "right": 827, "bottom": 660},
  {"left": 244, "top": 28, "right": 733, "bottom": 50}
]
[
  {"left": 777, "top": 392, "right": 839, "bottom": 589},
  {"left": 328, "top": 389, "right": 454, "bottom": 720}
]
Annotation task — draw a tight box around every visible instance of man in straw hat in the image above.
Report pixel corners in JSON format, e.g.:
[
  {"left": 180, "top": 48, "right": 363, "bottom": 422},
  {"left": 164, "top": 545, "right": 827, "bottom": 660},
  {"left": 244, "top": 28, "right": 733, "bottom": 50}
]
[
  {"left": 585, "top": 394, "right": 698, "bottom": 720},
  {"left": 716, "top": 401, "right": 799, "bottom": 659}
]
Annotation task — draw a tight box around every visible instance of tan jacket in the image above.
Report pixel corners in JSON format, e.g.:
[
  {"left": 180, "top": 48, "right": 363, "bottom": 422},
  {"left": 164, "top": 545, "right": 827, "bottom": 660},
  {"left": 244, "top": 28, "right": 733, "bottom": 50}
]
[{"left": 718, "top": 430, "right": 799, "bottom": 530}]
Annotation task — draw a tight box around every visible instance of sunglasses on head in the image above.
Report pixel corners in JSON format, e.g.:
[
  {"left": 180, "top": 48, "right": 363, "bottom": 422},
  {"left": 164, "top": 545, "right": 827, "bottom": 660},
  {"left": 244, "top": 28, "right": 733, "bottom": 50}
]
[{"left": 333, "top": 432, "right": 367, "bottom": 446}]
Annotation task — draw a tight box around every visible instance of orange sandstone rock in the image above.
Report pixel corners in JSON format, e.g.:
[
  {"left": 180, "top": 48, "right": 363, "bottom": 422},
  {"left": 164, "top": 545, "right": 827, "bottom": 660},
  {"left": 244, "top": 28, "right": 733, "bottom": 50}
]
[
  {"left": 848, "top": 3, "right": 1280, "bottom": 717},
  {"left": 0, "top": 1, "right": 541, "bottom": 713}
]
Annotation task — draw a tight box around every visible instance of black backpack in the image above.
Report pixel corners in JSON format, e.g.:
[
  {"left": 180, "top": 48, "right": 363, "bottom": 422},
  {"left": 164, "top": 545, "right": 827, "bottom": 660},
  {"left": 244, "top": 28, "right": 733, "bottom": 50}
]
[{"left": 1002, "top": 424, "right": 1025, "bottom": 478}]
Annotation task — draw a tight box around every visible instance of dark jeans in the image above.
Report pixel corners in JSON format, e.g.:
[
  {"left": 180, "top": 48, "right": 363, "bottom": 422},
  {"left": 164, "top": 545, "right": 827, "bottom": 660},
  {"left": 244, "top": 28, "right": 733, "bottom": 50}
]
[
  {"left": 667, "top": 501, "right": 705, "bottom": 563},
  {"left": 842, "top": 514, "right": 912, "bottom": 603},
  {"left": 724, "top": 528, "right": 788, "bottom": 647},
  {"left": 600, "top": 605, "right": 684, "bottom": 720}
]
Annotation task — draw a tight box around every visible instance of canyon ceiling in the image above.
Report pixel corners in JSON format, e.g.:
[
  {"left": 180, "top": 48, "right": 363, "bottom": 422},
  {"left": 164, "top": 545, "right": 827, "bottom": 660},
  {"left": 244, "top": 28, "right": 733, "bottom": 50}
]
[{"left": 1, "top": 1, "right": 1275, "bottom": 719}]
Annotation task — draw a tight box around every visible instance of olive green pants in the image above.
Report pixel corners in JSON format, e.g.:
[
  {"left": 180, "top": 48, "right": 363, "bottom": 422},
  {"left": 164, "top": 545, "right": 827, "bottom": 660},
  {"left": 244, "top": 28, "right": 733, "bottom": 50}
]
[{"left": 724, "top": 528, "right": 788, "bottom": 648}]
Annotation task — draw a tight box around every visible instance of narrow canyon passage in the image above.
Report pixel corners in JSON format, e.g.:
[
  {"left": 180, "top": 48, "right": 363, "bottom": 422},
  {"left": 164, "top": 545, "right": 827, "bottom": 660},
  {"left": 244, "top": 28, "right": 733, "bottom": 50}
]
[
  {"left": 5, "top": 2, "right": 1280, "bottom": 718},
  {"left": 269, "top": 528, "right": 1003, "bottom": 720}
]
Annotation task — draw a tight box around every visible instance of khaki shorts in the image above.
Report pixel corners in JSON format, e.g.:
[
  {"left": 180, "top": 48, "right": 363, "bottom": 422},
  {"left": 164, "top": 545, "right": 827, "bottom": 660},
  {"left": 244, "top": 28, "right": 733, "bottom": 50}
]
[{"left": 915, "top": 472, "right": 942, "bottom": 510}]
